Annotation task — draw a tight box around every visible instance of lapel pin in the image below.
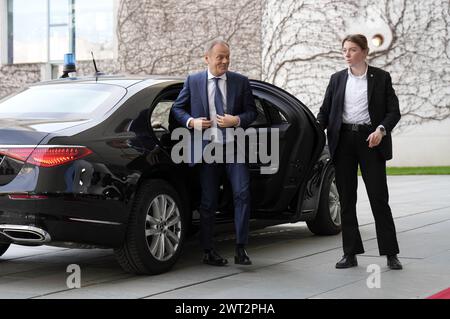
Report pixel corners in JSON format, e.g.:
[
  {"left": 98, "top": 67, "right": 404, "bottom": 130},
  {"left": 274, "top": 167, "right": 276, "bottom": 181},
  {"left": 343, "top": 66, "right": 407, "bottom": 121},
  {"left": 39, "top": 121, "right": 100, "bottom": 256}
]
[{"left": 370, "top": 74, "right": 374, "bottom": 77}]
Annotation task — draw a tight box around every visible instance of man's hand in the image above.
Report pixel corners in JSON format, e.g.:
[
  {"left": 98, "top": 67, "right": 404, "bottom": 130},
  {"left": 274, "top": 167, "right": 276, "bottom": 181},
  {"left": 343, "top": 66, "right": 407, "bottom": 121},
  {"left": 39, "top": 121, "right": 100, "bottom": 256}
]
[
  {"left": 367, "top": 128, "right": 384, "bottom": 148},
  {"left": 189, "top": 117, "right": 212, "bottom": 129},
  {"left": 216, "top": 114, "right": 239, "bottom": 128}
]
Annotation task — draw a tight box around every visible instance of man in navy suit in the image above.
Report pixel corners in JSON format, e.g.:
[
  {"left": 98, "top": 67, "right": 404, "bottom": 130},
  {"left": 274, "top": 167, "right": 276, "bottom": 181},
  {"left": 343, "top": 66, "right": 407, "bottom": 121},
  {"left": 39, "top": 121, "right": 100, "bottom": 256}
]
[{"left": 171, "top": 40, "right": 257, "bottom": 266}]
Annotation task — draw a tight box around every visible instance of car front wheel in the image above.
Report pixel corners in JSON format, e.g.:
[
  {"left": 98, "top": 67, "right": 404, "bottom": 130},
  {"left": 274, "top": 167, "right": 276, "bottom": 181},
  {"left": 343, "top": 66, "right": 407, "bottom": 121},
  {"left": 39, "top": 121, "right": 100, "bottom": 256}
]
[
  {"left": 0, "top": 243, "right": 10, "bottom": 257},
  {"left": 306, "top": 165, "right": 342, "bottom": 235},
  {"left": 114, "top": 179, "right": 186, "bottom": 275}
]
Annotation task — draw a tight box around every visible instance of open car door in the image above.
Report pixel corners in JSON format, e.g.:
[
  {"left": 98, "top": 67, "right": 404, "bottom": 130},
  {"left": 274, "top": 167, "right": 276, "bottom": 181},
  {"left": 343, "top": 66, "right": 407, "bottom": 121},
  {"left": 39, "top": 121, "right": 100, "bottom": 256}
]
[{"left": 247, "top": 80, "right": 325, "bottom": 217}]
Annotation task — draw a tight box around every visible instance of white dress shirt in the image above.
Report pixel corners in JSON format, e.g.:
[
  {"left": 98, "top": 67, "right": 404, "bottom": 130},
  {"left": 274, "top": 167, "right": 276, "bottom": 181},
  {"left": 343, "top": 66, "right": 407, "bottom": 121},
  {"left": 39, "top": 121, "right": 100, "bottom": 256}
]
[{"left": 342, "top": 65, "right": 371, "bottom": 125}]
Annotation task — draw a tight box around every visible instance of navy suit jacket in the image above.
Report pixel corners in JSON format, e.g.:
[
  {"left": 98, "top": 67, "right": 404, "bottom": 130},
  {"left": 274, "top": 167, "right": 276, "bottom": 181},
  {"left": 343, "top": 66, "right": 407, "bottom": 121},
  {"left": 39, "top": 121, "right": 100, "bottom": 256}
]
[
  {"left": 317, "top": 66, "right": 401, "bottom": 161},
  {"left": 171, "top": 70, "right": 257, "bottom": 131}
]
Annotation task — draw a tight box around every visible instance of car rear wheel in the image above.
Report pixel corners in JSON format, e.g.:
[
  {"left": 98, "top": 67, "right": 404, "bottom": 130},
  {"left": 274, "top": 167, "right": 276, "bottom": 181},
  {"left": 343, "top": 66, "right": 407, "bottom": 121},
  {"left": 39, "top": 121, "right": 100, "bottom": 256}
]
[
  {"left": 114, "top": 179, "right": 186, "bottom": 275},
  {"left": 306, "top": 165, "right": 342, "bottom": 235},
  {"left": 0, "top": 243, "right": 10, "bottom": 257}
]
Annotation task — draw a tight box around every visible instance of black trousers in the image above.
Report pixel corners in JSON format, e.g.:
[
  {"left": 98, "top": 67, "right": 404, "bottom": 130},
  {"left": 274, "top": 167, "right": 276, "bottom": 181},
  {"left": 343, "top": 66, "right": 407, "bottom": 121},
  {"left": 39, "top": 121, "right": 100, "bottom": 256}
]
[{"left": 334, "top": 129, "right": 399, "bottom": 256}]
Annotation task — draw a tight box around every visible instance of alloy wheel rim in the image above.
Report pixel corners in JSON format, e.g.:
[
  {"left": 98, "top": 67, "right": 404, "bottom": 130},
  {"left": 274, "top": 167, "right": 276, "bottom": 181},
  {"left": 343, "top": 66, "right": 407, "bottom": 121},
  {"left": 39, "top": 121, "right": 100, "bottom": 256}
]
[
  {"left": 328, "top": 177, "right": 341, "bottom": 226},
  {"left": 145, "top": 194, "right": 181, "bottom": 261}
]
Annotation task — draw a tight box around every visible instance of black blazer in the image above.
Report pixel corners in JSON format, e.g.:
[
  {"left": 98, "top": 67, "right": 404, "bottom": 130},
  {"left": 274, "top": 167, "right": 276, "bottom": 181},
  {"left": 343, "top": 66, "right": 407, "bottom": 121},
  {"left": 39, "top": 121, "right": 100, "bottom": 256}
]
[{"left": 317, "top": 66, "right": 401, "bottom": 161}]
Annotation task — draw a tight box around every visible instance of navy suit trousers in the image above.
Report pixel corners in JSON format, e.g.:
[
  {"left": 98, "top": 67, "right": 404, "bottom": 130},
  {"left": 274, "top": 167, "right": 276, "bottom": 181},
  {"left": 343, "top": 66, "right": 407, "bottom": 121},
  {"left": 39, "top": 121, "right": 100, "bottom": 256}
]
[{"left": 199, "top": 162, "right": 251, "bottom": 250}]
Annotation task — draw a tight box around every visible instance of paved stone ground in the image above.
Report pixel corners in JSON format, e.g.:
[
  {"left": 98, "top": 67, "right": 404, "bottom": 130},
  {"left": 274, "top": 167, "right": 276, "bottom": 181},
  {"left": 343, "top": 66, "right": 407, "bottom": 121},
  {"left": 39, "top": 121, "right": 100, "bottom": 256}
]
[{"left": 0, "top": 176, "right": 449, "bottom": 299}]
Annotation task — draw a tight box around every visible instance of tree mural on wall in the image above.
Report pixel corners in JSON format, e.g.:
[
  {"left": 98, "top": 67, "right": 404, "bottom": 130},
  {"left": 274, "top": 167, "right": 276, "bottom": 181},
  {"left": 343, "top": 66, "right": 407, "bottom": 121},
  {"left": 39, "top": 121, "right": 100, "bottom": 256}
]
[
  {"left": 116, "top": 0, "right": 262, "bottom": 79},
  {"left": 262, "top": 0, "right": 450, "bottom": 129}
]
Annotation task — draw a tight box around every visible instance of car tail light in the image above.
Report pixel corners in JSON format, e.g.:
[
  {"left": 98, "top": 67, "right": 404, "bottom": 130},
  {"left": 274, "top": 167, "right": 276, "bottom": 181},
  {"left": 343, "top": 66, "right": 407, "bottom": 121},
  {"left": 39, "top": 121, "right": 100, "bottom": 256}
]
[
  {"left": 27, "top": 147, "right": 93, "bottom": 167},
  {"left": 8, "top": 194, "right": 48, "bottom": 200},
  {"left": 0, "top": 146, "right": 93, "bottom": 167},
  {"left": 0, "top": 147, "right": 34, "bottom": 162}
]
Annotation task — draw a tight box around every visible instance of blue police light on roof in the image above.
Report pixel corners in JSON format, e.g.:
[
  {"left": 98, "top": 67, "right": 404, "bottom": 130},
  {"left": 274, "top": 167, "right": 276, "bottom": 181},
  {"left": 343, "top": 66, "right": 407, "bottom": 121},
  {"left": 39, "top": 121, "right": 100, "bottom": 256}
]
[
  {"left": 61, "top": 53, "right": 77, "bottom": 78},
  {"left": 64, "top": 53, "right": 76, "bottom": 67}
]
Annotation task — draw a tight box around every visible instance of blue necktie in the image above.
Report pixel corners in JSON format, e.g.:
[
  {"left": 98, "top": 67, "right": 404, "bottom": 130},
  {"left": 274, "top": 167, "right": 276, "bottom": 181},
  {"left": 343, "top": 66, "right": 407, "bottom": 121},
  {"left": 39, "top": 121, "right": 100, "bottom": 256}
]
[
  {"left": 213, "top": 77, "right": 225, "bottom": 115},
  {"left": 213, "top": 77, "right": 226, "bottom": 142}
]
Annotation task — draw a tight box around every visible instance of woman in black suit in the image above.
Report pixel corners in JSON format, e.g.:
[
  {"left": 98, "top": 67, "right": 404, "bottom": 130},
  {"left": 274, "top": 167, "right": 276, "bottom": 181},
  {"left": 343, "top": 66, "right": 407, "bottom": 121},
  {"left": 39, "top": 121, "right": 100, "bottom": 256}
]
[{"left": 317, "top": 34, "right": 403, "bottom": 270}]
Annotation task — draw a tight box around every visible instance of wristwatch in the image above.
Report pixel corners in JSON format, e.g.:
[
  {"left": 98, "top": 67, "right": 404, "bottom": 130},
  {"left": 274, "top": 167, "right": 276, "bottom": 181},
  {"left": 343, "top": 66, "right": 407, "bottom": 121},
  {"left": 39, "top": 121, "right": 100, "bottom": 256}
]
[{"left": 377, "top": 125, "right": 386, "bottom": 136}]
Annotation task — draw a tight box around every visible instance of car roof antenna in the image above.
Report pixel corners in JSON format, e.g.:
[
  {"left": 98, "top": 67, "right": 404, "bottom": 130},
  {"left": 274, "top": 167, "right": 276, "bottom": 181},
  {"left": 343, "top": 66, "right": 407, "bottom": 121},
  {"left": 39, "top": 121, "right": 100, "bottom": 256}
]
[{"left": 91, "top": 51, "right": 104, "bottom": 79}]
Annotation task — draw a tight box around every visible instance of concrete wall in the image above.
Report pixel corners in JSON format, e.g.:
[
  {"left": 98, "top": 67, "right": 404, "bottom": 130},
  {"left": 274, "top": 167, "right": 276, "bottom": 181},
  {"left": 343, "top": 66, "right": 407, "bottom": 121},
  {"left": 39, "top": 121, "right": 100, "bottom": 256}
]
[
  {"left": 0, "top": 64, "right": 41, "bottom": 98},
  {"left": 0, "top": 0, "right": 449, "bottom": 167},
  {"left": 262, "top": 0, "right": 450, "bottom": 167},
  {"left": 390, "top": 119, "right": 450, "bottom": 167},
  {"left": 1, "top": 0, "right": 262, "bottom": 95},
  {"left": 116, "top": 0, "right": 262, "bottom": 79}
]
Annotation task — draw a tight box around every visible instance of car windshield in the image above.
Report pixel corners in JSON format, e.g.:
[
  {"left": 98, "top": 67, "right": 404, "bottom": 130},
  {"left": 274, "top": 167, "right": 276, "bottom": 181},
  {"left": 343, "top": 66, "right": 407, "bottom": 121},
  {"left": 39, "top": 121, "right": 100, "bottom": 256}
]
[{"left": 0, "top": 83, "right": 126, "bottom": 119}]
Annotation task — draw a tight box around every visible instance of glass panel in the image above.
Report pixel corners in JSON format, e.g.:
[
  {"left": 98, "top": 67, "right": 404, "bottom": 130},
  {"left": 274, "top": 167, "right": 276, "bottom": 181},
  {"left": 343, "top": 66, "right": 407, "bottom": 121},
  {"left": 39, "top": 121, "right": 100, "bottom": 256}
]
[
  {"left": 75, "top": 0, "right": 115, "bottom": 60},
  {"left": 0, "top": 84, "right": 126, "bottom": 119},
  {"left": 11, "top": 0, "right": 47, "bottom": 63},
  {"left": 151, "top": 101, "right": 173, "bottom": 131},
  {"left": 49, "top": 0, "right": 69, "bottom": 25},
  {"left": 251, "top": 99, "right": 269, "bottom": 126},
  {"left": 49, "top": 26, "right": 70, "bottom": 61}
]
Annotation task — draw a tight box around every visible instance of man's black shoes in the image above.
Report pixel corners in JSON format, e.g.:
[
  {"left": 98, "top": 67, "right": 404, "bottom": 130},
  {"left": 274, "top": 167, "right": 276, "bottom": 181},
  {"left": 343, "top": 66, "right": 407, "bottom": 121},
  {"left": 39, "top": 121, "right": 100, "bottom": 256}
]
[
  {"left": 202, "top": 247, "right": 253, "bottom": 266},
  {"left": 387, "top": 255, "right": 403, "bottom": 270},
  {"left": 203, "top": 250, "right": 228, "bottom": 266},
  {"left": 235, "top": 246, "right": 252, "bottom": 265},
  {"left": 335, "top": 255, "right": 358, "bottom": 269}
]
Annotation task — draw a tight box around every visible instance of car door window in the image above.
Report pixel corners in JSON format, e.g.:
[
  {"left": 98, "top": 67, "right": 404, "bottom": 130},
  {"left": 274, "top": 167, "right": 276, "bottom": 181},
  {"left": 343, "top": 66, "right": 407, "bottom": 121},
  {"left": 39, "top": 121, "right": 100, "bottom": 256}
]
[
  {"left": 149, "top": 87, "right": 182, "bottom": 145},
  {"left": 151, "top": 100, "right": 172, "bottom": 134},
  {"left": 251, "top": 99, "right": 270, "bottom": 127},
  {"left": 251, "top": 97, "right": 289, "bottom": 127}
]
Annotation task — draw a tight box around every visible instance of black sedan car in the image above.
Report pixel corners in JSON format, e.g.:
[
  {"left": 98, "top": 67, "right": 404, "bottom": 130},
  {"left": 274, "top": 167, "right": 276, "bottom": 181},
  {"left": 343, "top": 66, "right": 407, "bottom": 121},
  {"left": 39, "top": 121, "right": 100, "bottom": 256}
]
[{"left": 0, "top": 75, "right": 341, "bottom": 274}]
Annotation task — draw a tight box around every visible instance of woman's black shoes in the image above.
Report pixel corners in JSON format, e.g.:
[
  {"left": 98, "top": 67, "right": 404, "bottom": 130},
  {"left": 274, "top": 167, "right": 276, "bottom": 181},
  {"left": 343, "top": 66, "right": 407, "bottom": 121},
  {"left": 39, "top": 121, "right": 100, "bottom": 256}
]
[
  {"left": 387, "top": 255, "right": 403, "bottom": 270},
  {"left": 335, "top": 255, "right": 358, "bottom": 268}
]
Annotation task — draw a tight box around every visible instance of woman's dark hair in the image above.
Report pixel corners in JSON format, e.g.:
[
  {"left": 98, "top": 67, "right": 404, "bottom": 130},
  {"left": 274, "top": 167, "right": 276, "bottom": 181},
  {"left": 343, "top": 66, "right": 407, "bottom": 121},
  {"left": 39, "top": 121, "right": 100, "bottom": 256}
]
[{"left": 342, "top": 34, "right": 369, "bottom": 52}]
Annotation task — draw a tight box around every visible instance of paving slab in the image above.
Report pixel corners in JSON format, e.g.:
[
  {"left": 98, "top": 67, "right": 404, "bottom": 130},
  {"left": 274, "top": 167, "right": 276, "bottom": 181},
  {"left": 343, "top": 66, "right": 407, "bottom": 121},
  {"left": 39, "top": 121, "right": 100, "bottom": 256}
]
[{"left": 0, "top": 175, "right": 449, "bottom": 299}]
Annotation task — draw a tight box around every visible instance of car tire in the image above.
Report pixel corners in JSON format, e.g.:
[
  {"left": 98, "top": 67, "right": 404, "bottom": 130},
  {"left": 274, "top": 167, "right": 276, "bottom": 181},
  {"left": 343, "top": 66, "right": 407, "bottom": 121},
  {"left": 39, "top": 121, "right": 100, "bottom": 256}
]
[
  {"left": 306, "top": 165, "right": 342, "bottom": 235},
  {"left": 0, "top": 243, "right": 10, "bottom": 257},
  {"left": 114, "top": 179, "right": 187, "bottom": 275}
]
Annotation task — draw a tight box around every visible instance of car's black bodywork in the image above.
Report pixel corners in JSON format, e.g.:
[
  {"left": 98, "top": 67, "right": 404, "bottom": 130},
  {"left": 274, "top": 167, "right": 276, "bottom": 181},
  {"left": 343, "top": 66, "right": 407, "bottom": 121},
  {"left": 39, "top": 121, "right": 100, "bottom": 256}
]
[{"left": 0, "top": 76, "right": 340, "bottom": 274}]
